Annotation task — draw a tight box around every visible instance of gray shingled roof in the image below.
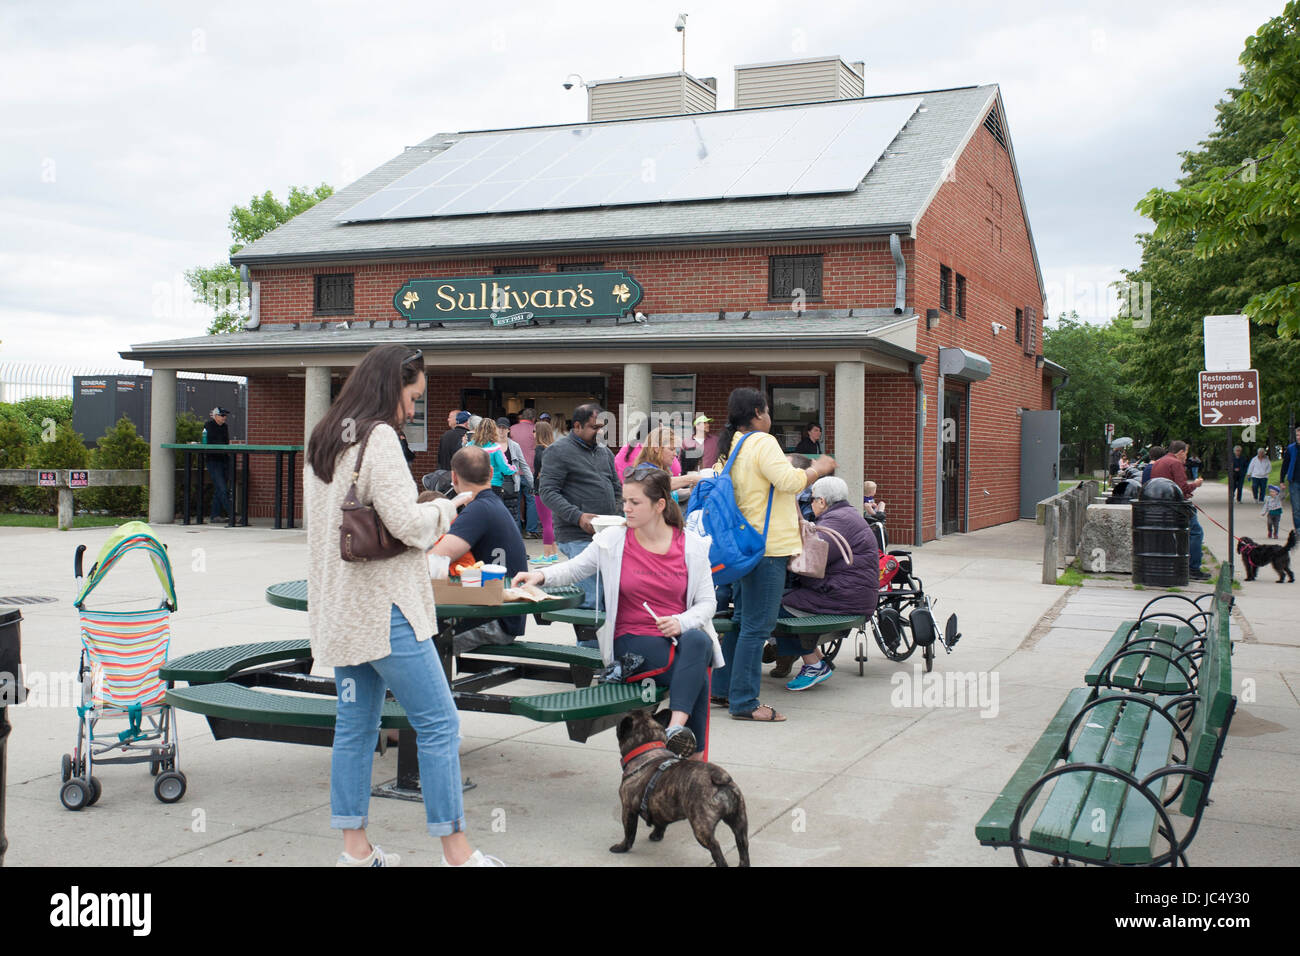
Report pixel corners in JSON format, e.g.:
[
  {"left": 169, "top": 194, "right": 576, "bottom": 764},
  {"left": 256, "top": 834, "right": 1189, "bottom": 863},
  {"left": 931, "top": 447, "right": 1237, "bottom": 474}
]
[
  {"left": 122, "top": 309, "right": 923, "bottom": 366},
  {"left": 231, "top": 86, "right": 998, "bottom": 266}
]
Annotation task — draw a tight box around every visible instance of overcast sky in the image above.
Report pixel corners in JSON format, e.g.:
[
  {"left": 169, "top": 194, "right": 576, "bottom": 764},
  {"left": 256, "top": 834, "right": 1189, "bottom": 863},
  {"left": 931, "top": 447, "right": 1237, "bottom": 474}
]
[{"left": 0, "top": 0, "right": 1285, "bottom": 379}]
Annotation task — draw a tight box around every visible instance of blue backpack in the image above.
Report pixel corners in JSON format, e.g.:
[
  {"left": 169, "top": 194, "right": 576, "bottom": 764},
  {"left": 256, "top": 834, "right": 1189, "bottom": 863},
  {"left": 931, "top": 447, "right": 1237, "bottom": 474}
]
[{"left": 685, "top": 431, "right": 774, "bottom": 585}]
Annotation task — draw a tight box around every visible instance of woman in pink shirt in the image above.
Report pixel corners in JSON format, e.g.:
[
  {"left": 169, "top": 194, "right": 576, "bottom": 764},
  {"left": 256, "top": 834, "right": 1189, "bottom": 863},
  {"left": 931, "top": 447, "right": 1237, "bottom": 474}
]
[{"left": 514, "top": 466, "right": 721, "bottom": 759}]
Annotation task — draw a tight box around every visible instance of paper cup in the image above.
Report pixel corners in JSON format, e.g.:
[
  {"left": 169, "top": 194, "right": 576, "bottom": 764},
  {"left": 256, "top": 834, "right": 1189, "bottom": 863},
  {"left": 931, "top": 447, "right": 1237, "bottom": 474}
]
[
  {"left": 480, "top": 564, "right": 507, "bottom": 584},
  {"left": 460, "top": 567, "right": 482, "bottom": 587}
]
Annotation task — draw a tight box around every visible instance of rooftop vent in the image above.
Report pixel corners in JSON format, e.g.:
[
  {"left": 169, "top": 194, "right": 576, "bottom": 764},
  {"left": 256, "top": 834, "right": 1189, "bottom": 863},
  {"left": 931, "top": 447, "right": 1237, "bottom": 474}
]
[
  {"left": 587, "top": 71, "right": 718, "bottom": 122},
  {"left": 734, "top": 56, "right": 865, "bottom": 110}
]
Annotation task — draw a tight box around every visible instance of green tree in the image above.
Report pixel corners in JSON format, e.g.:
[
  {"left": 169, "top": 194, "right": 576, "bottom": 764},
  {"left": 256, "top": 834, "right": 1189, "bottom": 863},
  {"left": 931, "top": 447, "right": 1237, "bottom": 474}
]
[
  {"left": 0, "top": 396, "right": 73, "bottom": 444},
  {"left": 88, "top": 416, "right": 150, "bottom": 515},
  {"left": 24, "top": 423, "right": 89, "bottom": 514},
  {"left": 187, "top": 183, "right": 334, "bottom": 334},
  {"left": 1137, "top": 2, "right": 1300, "bottom": 335},
  {"left": 1044, "top": 313, "right": 1153, "bottom": 474}
]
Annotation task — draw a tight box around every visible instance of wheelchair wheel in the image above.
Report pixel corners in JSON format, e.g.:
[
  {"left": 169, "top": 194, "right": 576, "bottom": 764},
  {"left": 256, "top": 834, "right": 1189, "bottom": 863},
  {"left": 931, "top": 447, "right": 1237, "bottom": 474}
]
[
  {"left": 873, "top": 608, "right": 915, "bottom": 661},
  {"left": 819, "top": 630, "right": 849, "bottom": 664},
  {"left": 923, "top": 641, "right": 934, "bottom": 673}
]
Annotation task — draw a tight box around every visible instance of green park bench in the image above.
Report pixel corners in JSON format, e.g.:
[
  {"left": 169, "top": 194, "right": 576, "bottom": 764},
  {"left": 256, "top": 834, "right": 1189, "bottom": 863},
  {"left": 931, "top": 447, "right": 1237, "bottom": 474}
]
[{"left": 975, "top": 571, "right": 1236, "bottom": 866}]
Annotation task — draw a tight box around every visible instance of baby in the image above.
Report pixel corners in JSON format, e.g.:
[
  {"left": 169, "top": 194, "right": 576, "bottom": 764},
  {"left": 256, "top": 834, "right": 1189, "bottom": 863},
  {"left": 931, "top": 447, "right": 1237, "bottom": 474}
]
[
  {"left": 863, "top": 480, "right": 885, "bottom": 516},
  {"left": 1262, "top": 484, "right": 1283, "bottom": 539}
]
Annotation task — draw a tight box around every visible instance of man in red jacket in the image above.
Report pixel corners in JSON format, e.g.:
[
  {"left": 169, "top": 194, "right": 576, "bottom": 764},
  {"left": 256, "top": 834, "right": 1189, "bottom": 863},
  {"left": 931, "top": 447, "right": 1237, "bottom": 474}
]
[{"left": 1149, "top": 440, "right": 1209, "bottom": 581}]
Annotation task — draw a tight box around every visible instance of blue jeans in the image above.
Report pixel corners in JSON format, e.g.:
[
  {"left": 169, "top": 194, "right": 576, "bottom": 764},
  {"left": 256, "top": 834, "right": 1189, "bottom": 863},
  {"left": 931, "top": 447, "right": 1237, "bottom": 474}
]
[
  {"left": 206, "top": 458, "right": 230, "bottom": 519},
  {"left": 714, "top": 555, "right": 788, "bottom": 715},
  {"left": 1188, "top": 509, "right": 1204, "bottom": 573},
  {"left": 615, "top": 629, "right": 713, "bottom": 754},
  {"left": 521, "top": 481, "right": 540, "bottom": 534},
  {"left": 331, "top": 605, "right": 465, "bottom": 837},
  {"left": 1291, "top": 483, "right": 1300, "bottom": 532},
  {"left": 558, "top": 538, "right": 602, "bottom": 612},
  {"left": 1251, "top": 476, "right": 1268, "bottom": 502}
]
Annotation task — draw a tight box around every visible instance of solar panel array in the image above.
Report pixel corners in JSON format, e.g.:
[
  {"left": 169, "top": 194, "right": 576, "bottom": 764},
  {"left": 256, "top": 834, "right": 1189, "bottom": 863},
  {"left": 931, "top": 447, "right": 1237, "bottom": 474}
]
[{"left": 336, "top": 97, "right": 922, "bottom": 222}]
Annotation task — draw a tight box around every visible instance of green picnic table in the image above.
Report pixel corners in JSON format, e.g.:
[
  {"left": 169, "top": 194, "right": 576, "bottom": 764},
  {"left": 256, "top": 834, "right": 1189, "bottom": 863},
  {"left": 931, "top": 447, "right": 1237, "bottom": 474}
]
[
  {"left": 165, "top": 579, "right": 668, "bottom": 801},
  {"left": 162, "top": 442, "right": 302, "bottom": 528}
]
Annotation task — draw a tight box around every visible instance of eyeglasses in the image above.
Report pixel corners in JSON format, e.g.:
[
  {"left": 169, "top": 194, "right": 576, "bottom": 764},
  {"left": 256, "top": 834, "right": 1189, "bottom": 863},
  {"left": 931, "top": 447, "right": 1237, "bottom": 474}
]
[
  {"left": 628, "top": 463, "right": 666, "bottom": 479},
  {"left": 402, "top": 349, "right": 423, "bottom": 366}
]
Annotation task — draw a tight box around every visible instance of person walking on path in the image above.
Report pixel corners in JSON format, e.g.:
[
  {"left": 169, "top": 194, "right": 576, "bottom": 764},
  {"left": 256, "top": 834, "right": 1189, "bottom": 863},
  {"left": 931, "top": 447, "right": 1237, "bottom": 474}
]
[
  {"left": 437, "top": 410, "right": 470, "bottom": 471},
  {"left": 509, "top": 409, "right": 541, "bottom": 538},
  {"left": 1247, "top": 448, "right": 1272, "bottom": 503},
  {"left": 304, "top": 344, "right": 501, "bottom": 867},
  {"left": 709, "top": 387, "right": 836, "bottom": 722},
  {"left": 1150, "top": 440, "right": 1209, "bottom": 582},
  {"left": 537, "top": 402, "right": 621, "bottom": 611},
  {"left": 531, "top": 420, "right": 560, "bottom": 564},
  {"left": 1231, "top": 445, "right": 1248, "bottom": 503},
  {"left": 1281, "top": 426, "right": 1300, "bottom": 532},
  {"left": 515, "top": 466, "right": 723, "bottom": 759}
]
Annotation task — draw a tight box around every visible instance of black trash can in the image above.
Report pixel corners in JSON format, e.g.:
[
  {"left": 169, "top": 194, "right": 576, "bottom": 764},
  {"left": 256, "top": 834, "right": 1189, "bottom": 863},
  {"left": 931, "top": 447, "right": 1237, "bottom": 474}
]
[
  {"left": 1131, "top": 478, "right": 1192, "bottom": 587},
  {"left": 0, "top": 607, "right": 24, "bottom": 867}
]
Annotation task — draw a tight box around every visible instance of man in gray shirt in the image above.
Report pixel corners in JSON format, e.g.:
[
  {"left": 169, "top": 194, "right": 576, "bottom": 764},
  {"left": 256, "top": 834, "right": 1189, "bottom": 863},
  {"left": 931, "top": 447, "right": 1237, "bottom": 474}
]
[{"left": 537, "top": 402, "right": 621, "bottom": 611}]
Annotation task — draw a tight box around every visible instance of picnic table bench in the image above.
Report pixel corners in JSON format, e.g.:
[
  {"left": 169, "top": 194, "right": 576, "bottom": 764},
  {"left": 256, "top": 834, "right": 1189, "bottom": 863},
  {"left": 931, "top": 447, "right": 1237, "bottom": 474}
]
[
  {"left": 535, "top": 608, "right": 867, "bottom": 663},
  {"left": 976, "top": 573, "right": 1236, "bottom": 866}
]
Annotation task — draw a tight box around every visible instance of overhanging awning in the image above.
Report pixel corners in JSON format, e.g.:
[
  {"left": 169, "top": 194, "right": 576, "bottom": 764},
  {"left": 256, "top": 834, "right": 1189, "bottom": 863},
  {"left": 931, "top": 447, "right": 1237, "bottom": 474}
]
[{"left": 938, "top": 346, "right": 991, "bottom": 383}]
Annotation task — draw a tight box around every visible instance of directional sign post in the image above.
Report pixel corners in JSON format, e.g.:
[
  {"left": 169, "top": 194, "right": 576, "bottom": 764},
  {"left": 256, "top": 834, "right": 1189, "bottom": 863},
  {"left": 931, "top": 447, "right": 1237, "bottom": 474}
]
[{"left": 1199, "top": 369, "right": 1261, "bottom": 579}]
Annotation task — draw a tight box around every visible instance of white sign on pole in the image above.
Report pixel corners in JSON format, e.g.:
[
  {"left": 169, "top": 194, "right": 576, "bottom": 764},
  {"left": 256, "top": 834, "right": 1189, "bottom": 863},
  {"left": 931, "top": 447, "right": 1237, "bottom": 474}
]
[{"left": 1203, "top": 315, "right": 1252, "bottom": 371}]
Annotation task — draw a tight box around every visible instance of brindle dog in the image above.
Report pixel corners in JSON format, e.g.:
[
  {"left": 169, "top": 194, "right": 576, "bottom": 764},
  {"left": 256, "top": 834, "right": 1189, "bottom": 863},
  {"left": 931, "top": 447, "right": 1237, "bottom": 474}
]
[{"left": 610, "top": 710, "right": 750, "bottom": 867}]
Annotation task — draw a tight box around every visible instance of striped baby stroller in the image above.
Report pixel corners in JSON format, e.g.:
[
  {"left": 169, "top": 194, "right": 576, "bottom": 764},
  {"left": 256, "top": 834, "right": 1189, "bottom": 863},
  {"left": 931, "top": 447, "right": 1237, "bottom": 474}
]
[{"left": 60, "top": 521, "right": 186, "bottom": 810}]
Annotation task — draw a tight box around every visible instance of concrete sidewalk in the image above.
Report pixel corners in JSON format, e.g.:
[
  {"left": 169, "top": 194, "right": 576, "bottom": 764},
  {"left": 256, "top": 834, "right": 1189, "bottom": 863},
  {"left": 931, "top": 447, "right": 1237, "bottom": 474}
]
[{"left": 2, "top": 508, "right": 1295, "bottom": 866}]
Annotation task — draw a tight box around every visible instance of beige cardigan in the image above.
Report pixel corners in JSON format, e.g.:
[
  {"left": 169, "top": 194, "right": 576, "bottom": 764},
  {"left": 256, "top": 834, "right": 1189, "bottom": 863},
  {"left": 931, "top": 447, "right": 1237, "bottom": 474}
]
[{"left": 304, "top": 423, "right": 458, "bottom": 667}]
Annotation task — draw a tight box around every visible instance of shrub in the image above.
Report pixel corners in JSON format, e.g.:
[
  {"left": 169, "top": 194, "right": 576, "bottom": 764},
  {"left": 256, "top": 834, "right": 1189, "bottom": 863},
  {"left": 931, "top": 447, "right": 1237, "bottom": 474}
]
[
  {"left": 87, "top": 416, "right": 149, "bottom": 515},
  {"left": 22, "top": 423, "right": 89, "bottom": 513}
]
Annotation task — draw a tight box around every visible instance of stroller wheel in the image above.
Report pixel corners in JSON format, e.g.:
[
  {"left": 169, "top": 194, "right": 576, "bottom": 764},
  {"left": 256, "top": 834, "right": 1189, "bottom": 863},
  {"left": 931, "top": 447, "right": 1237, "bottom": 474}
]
[
  {"left": 154, "top": 770, "right": 187, "bottom": 804},
  {"left": 87, "top": 776, "right": 103, "bottom": 806},
  {"left": 61, "top": 753, "right": 73, "bottom": 783},
  {"left": 60, "top": 779, "right": 92, "bottom": 811}
]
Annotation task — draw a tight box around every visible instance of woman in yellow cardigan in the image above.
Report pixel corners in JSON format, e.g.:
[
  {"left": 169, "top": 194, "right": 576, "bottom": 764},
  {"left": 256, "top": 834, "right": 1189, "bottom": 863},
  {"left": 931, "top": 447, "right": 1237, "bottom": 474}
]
[{"left": 710, "top": 388, "right": 835, "bottom": 721}]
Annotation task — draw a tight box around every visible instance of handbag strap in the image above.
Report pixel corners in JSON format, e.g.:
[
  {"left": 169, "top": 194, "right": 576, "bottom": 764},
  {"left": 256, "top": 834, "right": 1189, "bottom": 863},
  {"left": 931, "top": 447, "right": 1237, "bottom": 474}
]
[{"left": 350, "top": 421, "right": 381, "bottom": 483}]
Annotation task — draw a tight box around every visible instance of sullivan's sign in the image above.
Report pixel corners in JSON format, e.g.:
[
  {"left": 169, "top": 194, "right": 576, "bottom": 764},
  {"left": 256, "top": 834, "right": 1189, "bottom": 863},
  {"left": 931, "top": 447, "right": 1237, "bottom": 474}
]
[{"left": 393, "top": 271, "right": 643, "bottom": 325}]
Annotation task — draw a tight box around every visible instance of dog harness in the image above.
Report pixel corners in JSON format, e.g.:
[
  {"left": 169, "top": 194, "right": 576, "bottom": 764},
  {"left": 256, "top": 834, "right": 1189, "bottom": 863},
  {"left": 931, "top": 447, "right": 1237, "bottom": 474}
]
[
  {"left": 1239, "top": 541, "right": 1259, "bottom": 569},
  {"left": 619, "top": 743, "right": 682, "bottom": 825}
]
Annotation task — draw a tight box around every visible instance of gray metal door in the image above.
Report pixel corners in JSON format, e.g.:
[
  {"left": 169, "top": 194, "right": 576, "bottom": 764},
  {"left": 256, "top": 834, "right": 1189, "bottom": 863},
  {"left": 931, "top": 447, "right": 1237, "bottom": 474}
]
[{"left": 1020, "top": 410, "right": 1061, "bottom": 518}]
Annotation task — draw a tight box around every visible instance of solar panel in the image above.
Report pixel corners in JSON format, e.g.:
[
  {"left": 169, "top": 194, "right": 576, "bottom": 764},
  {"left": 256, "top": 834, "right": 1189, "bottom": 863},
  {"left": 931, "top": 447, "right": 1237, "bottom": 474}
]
[{"left": 335, "top": 96, "right": 922, "bottom": 221}]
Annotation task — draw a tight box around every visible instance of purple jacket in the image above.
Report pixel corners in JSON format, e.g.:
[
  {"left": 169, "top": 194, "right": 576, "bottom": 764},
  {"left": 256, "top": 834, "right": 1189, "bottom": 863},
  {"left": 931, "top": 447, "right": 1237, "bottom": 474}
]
[{"left": 782, "top": 500, "right": 880, "bottom": 616}]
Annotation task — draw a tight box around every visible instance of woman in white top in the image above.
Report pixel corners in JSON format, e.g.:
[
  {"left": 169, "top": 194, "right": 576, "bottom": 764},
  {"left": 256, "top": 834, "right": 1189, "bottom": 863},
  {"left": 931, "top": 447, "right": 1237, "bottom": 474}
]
[
  {"left": 305, "top": 345, "right": 500, "bottom": 867},
  {"left": 1247, "top": 448, "right": 1272, "bottom": 502}
]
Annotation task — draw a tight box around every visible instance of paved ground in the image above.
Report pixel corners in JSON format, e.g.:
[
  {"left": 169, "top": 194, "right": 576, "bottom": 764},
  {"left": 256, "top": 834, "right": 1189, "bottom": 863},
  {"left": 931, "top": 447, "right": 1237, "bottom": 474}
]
[{"left": 2, "top": 485, "right": 1295, "bottom": 866}]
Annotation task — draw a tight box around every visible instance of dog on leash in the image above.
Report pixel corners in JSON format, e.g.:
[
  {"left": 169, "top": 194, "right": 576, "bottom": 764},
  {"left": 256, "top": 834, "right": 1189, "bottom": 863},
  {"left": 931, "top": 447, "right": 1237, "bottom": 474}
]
[
  {"left": 1237, "top": 530, "right": 1297, "bottom": 583},
  {"left": 611, "top": 710, "right": 750, "bottom": 867}
]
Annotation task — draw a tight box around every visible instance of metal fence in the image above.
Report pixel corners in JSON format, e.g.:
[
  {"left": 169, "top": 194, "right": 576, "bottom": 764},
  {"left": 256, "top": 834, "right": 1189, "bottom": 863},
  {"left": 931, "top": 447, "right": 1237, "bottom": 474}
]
[{"left": 0, "top": 363, "right": 245, "bottom": 403}]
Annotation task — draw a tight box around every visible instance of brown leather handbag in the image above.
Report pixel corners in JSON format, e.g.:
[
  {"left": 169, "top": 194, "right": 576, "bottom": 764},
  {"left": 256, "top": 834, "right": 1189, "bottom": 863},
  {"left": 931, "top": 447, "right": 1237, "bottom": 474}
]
[
  {"left": 340, "top": 423, "right": 409, "bottom": 562},
  {"left": 788, "top": 511, "right": 853, "bottom": 579}
]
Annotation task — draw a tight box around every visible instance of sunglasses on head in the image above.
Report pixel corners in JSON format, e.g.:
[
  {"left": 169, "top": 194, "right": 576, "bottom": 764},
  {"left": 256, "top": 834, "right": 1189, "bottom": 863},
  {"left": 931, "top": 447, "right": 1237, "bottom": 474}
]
[
  {"left": 628, "top": 463, "right": 666, "bottom": 479},
  {"left": 402, "top": 349, "right": 423, "bottom": 366}
]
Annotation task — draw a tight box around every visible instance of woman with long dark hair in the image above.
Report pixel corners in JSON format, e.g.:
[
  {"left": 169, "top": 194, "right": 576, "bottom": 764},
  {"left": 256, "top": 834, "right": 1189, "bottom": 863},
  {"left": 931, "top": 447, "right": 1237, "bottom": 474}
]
[
  {"left": 513, "top": 466, "right": 722, "bottom": 758},
  {"left": 305, "top": 344, "right": 501, "bottom": 867},
  {"left": 711, "top": 387, "right": 835, "bottom": 722}
]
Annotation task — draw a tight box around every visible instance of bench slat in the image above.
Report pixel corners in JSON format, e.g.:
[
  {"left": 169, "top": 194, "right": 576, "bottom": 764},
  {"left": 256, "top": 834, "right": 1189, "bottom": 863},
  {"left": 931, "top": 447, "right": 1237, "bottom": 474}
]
[
  {"left": 1029, "top": 699, "right": 1121, "bottom": 852},
  {"left": 160, "top": 639, "right": 313, "bottom": 683},
  {"left": 462, "top": 641, "right": 602, "bottom": 668},
  {"left": 1108, "top": 633, "right": 1152, "bottom": 690},
  {"left": 167, "top": 681, "right": 410, "bottom": 728},
  {"left": 1084, "top": 622, "right": 1140, "bottom": 686},
  {"left": 1064, "top": 699, "right": 1156, "bottom": 861},
  {"left": 509, "top": 682, "right": 666, "bottom": 722},
  {"left": 1136, "top": 625, "right": 1174, "bottom": 692},
  {"left": 974, "top": 687, "right": 1092, "bottom": 844},
  {"left": 1112, "top": 705, "right": 1177, "bottom": 864}
]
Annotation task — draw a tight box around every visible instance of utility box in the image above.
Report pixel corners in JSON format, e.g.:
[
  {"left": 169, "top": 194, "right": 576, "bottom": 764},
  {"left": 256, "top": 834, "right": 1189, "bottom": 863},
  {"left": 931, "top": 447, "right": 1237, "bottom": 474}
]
[{"left": 72, "top": 376, "right": 246, "bottom": 447}]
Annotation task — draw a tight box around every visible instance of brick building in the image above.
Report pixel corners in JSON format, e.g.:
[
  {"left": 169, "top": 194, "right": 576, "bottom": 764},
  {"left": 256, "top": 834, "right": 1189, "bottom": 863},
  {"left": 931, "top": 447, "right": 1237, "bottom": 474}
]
[{"left": 125, "top": 57, "right": 1066, "bottom": 543}]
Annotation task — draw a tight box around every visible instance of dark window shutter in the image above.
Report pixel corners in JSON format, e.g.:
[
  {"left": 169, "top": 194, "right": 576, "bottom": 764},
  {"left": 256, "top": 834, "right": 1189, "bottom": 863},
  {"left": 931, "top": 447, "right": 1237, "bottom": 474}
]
[
  {"left": 955, "top": 274, "right": 966, "bottom": 319},
  {"left": 939, "top": 265, "right": 952, "bottom": 312},
  {"left": 769, "top": 255, "right": 823, "bottom": 300},
  {"left": 314, "top": 274, "right": 354, "bottom": 315}
]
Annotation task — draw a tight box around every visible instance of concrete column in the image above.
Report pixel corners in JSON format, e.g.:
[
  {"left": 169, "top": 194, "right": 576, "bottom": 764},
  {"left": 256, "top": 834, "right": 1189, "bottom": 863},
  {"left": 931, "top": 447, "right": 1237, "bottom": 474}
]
[
  {"left": 622, "top": 362, "right": 652, "bottom": 446},
  {"left": 148, "top": 369, "right": 176, "bottom": 525},
  {"left": 833, "top": 361, "right": 865, "bottom": 510},
  {"left": 302, "top": 366, "right": 332, "bottom": 530},
  {"left": 1042, "top": 505, "right": 1059, "bottom": 584}
]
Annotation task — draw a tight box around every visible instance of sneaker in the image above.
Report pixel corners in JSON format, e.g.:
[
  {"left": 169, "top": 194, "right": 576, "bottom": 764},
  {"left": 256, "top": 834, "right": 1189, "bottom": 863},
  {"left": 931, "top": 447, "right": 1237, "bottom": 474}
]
[
  {"left": 770, "top": 655, "right": 798, "bottom": 679},
  {"left": 442, "top": 849, "right": 506, "bottom": 867},
  {"left": 1188, "top": 569, "right": 1212, "bottom": 582},
  {"left": 786, "top": 660, "right": 833, "bottom": 691},
  {"left": 337, "top": 844, "right": 400, "bottom": 867},
  {"left": 664, "top": 725, "right": 697, "bottom": 759}
]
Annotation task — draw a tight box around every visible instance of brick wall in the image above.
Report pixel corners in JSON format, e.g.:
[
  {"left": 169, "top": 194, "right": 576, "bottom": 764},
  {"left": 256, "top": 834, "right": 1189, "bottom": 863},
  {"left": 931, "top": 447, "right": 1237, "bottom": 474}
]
[{"left": 909, "top": 119, "right": 1047, "bottom": 535}]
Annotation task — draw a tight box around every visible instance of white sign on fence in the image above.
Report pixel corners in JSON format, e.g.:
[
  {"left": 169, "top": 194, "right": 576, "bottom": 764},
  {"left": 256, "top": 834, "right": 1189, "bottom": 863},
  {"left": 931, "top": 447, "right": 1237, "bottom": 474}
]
[{"left": 1203, "top": 315, "right": 1252, "bottom": 372}]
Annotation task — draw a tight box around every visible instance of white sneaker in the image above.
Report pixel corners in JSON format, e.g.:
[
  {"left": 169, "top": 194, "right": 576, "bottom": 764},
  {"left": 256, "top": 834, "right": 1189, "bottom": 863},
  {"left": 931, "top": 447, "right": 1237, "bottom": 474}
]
[
  {"left": 441, "top": 849, "right": 506, "bottom": 867},
  {"left": 337, "top": 844, "right": 400, "bottom": 867}
]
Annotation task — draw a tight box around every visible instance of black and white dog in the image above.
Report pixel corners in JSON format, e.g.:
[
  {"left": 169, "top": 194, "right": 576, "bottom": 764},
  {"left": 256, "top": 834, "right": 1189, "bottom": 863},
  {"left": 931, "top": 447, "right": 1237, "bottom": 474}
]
[{"left": 1238, "top": 531, "right": 1297, "bottom": 583}]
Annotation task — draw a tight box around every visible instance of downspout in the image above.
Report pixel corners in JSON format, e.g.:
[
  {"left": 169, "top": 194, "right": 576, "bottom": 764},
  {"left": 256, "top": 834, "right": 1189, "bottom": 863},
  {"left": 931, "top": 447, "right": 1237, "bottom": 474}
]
[
  {"left": 913, "top": 360, "right": 924, "bottom": 546},
  {"left": 963, "top": 386, "right": 971, "bottom": 533},
  {"left": 1050, "top": 372, "right": 1070, "bottom": 409},
  {"left": 889, "top": 234, "right": 906, "bottom": 315},
  {"left": 241, "top": 264, "right": 261, "bottom": 331}
]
